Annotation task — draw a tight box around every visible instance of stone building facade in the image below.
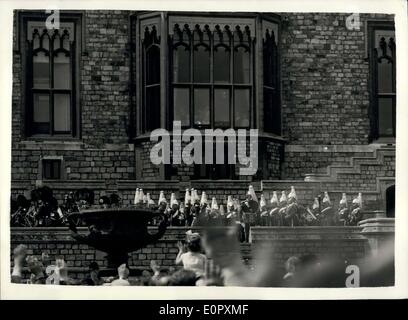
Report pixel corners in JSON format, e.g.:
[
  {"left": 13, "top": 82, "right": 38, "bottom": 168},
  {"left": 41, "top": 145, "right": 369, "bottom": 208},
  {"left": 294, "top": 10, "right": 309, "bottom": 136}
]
[{"left": 11, "top": 10, "right": 396, "bottom": 214}]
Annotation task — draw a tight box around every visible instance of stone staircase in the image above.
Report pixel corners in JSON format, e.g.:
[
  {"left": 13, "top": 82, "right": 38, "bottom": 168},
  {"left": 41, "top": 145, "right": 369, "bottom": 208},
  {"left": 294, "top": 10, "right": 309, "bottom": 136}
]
[{"left": 304, "top": 145, "right": 395, "bottom": 185}]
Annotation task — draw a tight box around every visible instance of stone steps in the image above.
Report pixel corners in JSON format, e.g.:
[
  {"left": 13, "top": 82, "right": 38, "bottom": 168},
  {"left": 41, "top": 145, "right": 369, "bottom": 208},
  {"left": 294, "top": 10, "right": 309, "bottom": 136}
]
[{"left": 304, "top": 146, "right": 395, "bottom": 184}]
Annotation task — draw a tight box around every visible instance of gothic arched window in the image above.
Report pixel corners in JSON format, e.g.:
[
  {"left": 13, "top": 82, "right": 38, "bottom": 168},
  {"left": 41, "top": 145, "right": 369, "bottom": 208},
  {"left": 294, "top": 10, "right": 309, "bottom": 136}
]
[
  {"left": 27, "top": 23, "right": 75, "bottom": 136},
  {"left": 170, "top": 22, "right": 254, "bottom": 129},
  {"left": 368, "top": 21, "right": 396, "bottom": 140}
]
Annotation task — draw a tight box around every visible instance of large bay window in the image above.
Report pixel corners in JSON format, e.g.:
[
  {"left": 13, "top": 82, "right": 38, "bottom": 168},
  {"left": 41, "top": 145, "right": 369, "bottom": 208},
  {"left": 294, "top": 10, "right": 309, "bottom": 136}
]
[{"left": 136, "top": 13, "right": 281, "bottom": 135}]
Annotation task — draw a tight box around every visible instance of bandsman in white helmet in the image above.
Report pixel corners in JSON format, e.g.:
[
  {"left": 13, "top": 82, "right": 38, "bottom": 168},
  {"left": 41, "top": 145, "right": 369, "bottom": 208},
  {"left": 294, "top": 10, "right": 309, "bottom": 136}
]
[
  {"left": 305, "top": 197, "right": 319, "bottom": 226},
  {"left": 184, "top": 189, "right": 191, "bottom": 206},
  {"left": 259, "top": 194, "right": 269, "bottom": 226},
  {"left": 349, "top": 193, "right": 363, "bottom": 226},
  {"left": 284, "top": 189, "right": 300, "bottom": 227},
  {"left": 320, "top": 192, "right": 334, "bottom": 225},
  {"left": 219, "top": 204, "right": 227, "bottom": 225},
  {"left": 209, "top": 197, "right": 220, "bottom": 221},
  {"left": 133, "top": 188, "right": 140, "bottom": 205},
  {"left": 158, "top": 191, "right": 167, "bottom": 205},
  {"left": 278, "top": 191, "right": 288, "bottom": 225},
  {"left": 270, "top": 191, "right": 281, "bottom": 226},
  {"left": 189, "top": 190, "right": 202, "bottom": 227},
  {"left": 226, "top": 196, "right": 237, "bottom": 220},
  {"left": 139, "top": 189, "right": 145, "bottom": 205},
  {"left": 200, "top": 191, "right": 208, "bottom": 207},
  {"left": 146, "top": 193, "right": 155, "bottom": 208},
  {"left": 169, "top": 193, "right": 181, "bottom": 226},
  {"left": 337, "top": 193, "right": 349, "bottom": 226},
  {"left": 288, "top": 186, "right": 297, "bottom": 202}
]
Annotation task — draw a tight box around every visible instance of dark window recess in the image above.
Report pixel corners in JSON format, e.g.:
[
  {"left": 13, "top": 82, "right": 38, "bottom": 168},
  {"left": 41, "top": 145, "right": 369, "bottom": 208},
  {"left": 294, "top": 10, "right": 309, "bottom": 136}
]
[
  {"left": 369, "top": 22, "right": 396, "bottom": 140},
  {"left": 171, "top": 23, "right": 253, "bottom": 129},
  {"left": 42, "top": 159, "right": 62, "bottom": 179},
  {"left": 263, "top": 27, "right": 280, "bottom": 135},
  {"left": 193, "top": 143, "right": 235, "bottom": 179},
  {"left": 26, "top": 23, "right": 76, "bottom": 136},
  {"left": 142, "top": 26, "right": 161, "bottom": 133},
  {"left": 386, "top": 185, "right": 395, "bottom": 218}
]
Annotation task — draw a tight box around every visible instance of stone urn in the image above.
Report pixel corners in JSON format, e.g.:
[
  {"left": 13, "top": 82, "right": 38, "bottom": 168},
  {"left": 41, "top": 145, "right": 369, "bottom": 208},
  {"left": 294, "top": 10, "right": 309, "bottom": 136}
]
[{"left": 68, "top": 207, "right": 167, "bottom": 269}]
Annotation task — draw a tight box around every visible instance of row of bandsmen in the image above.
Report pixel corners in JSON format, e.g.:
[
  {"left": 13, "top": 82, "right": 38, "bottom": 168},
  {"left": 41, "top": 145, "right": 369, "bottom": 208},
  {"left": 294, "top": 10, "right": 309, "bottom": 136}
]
[{"left": 132, "top": 186, "right": 364, "bottom": 236}]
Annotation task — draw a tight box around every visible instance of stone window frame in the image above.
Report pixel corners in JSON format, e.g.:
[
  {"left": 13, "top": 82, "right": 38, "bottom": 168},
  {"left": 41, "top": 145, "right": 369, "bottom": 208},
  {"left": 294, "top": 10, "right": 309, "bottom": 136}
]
[
  {"left": 367, "top": 20, "right": 396, "bottom": 142},
  {"left": 37, "top": 155, "right": 66, "bottom": 181},
  {"left": 16, "top": 11, "right": 84, "bottom": 140},
  {"left": 134, "top": 12, "right": 282, "bottom": 138}
]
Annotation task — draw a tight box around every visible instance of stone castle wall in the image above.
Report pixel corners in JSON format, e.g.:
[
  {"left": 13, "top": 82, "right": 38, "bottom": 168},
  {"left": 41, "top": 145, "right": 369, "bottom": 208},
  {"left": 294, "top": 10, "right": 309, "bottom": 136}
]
[{"left": 10, "top": 11, "right": 395, "bottom": 206}]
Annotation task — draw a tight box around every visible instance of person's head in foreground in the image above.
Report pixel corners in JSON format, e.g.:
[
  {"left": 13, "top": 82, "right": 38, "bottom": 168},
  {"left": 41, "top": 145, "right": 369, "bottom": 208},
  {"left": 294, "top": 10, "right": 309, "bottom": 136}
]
[
  {"left": 186, "top": 232, "right": 202, "bottom": 253},
  {"left": 11, "top": 245, "right": 28, "bottom": 283},
  {"left": 168, "top": 269, "right": 197, "bottom": 286},
  {"left": 26, "top": 255, "right": 46, "bottom": 284},
  {"left": 109, "top": 263, "right": 131, "bottom": 286}
]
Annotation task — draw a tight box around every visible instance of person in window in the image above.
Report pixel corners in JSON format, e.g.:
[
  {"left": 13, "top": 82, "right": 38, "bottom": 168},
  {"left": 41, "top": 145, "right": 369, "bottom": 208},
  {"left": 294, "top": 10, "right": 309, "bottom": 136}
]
[{"left": 175, "top": 231, "right": 207, "bottom": 279}]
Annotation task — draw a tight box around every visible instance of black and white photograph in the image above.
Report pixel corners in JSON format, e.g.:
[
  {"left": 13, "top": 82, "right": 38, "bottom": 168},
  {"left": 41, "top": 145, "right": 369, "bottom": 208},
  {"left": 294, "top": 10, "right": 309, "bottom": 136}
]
[{"left": 1, "top": 0, "right": 407, "bottom": 300}]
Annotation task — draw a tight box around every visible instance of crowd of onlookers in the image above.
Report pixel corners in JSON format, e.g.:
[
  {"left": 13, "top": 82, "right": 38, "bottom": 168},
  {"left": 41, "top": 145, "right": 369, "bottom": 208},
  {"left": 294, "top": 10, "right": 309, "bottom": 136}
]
[
  {"left": 11, "top": 230, "right": 220, "bottom": 286},
  {"left": 9, "top": 229, "right": 345, "bottom": 287}
]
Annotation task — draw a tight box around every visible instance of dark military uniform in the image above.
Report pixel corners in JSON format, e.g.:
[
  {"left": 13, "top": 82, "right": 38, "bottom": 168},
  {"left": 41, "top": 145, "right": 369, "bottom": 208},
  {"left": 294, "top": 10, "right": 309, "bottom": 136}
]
[{"left": 240, "top": 199, "right": 259, "bottom": 242}]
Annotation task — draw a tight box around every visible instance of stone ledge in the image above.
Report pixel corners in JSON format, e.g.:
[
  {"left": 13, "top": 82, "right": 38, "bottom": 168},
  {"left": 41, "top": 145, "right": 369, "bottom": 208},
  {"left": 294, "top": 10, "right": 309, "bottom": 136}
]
[{"left": 251, "top": 226, "right": 365, "bottom": 241}]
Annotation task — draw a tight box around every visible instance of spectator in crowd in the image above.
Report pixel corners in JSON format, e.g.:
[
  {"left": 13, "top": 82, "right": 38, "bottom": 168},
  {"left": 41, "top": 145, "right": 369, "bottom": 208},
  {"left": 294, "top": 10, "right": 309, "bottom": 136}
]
[
  {"left": 149, "top": 260, "right": 172, "bottom": 286},
  {"left": 168, "top": 269, "right": 197, "bottom": 286},
  {"left": 26, "top": 256, "right": 47, "bottom": 284},
  {"left": 11, "top": 244, "right": 27, "bottom": 283},
  {"left": 109, "top": 264, "right": 131, "bottom": 286},
  {"left": 175, "top": 231, "right": 207, "bottom": 279},
  {"left": 282, "top": 256, "right": 301, "bottom": 287},
  {"left": 82, "top": 261, "right": 104, "bottom": 286}
]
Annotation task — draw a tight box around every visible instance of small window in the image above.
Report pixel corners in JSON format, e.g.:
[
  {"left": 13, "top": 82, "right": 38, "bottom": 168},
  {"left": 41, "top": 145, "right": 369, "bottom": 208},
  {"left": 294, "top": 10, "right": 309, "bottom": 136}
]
[
  {"left": 42, "top": 159, "right": 62, "bottom": 180},
  {"left": 263, "top": 22, "right": 281, "bottom": 135},
  {"left": 386, "top": 185, "right": 395, "bottom": 218},
  {"left": 368, "top": 21, "right": 396, "bottom": 140},
  {"left": 142, "top": 26, "right": 161, "bottom": 133},
  {"left": 193, "top": 143, "right": 235, "bottom": 179}
]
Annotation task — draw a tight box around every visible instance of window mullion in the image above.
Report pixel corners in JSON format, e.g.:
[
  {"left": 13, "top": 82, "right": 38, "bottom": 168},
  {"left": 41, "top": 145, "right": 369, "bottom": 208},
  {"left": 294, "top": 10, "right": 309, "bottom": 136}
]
[
  {"left": 231, "top": 33, "right": 235, "bottom": 128},
  {"left": 210, "top": 30, "right": 214, "bottom": 128},
  {"left": 190, "top": 33, "right": 193, "bottom": 128},
  {"left": 50, "top": 36, "right": 54, "bottom": 136},
  {"left": 70, "top": 40, "right": 75, "bottom": 136}
]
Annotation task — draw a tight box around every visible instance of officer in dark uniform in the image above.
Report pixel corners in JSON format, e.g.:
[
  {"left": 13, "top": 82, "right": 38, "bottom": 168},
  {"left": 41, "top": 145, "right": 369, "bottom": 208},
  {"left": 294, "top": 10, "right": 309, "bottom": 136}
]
[{"left": 240, "top": 191, "right": 259, "bottom": 243}]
